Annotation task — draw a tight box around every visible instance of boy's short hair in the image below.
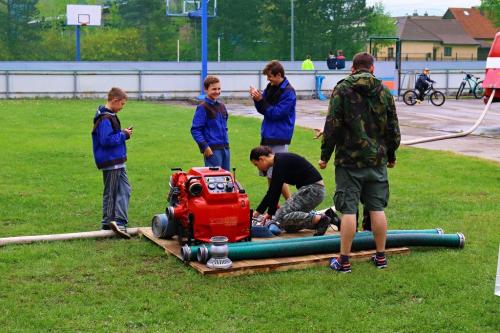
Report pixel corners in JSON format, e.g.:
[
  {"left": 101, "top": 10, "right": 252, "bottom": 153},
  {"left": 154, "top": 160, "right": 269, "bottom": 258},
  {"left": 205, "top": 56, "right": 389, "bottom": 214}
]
[
  {"left": 263, "top": 60, "right": 285, "bottom": 77},
  {"left": 204, "top": 75, "right": 220, "bottom": 89},
  {"left": 352, "top": 52, "right": 374, "bottom": 70},
  {"left": 249, "top": 146, "right": 273, "bottom": 161},
  {"left": 107, "top": 87, "right": 127, "bottom": 101}
]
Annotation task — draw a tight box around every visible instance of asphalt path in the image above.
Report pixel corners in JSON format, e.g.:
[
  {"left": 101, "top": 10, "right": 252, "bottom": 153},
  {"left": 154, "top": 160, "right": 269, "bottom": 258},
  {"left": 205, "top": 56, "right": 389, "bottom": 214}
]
[{"left": 225, "top": 98, "right": 500, "bottom": 163}]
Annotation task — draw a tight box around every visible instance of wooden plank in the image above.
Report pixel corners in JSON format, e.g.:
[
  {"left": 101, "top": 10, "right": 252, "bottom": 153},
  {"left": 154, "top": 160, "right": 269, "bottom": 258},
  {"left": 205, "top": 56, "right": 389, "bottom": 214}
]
[{"left": 138, "top": 227, "right": 410, "bottom": 277}]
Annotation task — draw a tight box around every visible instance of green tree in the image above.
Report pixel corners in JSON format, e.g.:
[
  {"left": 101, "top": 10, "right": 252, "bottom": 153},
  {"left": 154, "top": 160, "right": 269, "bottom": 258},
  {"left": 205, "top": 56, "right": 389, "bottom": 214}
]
[
  {"left": 81, "top": 27, "right": 145, "bottom": 60},
  {"left": 365, "top": 2, "right": 397, "bottom": 59},
  {"left": 118, "top": 0, "right": 188, "bottom": 60},
  {"left": 212, "top": 0, "right": 263, "bottom": 61},
  {"left": 480, "top": 0, "right": 500, "bottom": 27},
  {"left": 288, "top": 0, "right": 376, "bottom": 60},
  {"left": 0, "top": 0, "right": 42, "bottom": 60}
]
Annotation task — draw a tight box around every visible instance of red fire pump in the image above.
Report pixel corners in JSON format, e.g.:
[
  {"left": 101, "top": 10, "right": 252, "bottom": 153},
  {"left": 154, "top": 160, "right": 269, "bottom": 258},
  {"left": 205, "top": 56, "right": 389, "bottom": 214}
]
[
  {"left": 483, "top": 31, "right": 500, "bottom": 103},
  {"left": 152, "top": 167, "right": 251, "bottom": 244}
]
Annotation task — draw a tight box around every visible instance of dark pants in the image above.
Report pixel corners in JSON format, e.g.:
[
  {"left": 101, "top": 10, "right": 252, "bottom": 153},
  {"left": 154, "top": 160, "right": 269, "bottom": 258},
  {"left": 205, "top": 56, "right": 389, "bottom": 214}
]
[
  {"left": 101, "top": 168, "right": 131, "bottom": 228},
  {"left": 416, "top": 87, "right": 426, "bottom": 101}
]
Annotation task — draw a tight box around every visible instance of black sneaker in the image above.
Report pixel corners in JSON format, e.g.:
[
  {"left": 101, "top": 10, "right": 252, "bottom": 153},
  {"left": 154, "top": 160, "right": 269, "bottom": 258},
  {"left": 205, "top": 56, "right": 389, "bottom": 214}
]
[
  {"left": 101, "top": 223, "right": 110, "bottom": 230},
  {"left": 109, "top": 221, "right": 131, "bottom": 239},
  {"left": 314, "top": 214, "right": 331, "bottom": 236},
  {"left": 371, "top": 255, "right": 388, "bottom": 269},
  {"left": 324, "top": 208, "right": 341, "bottom": 231}
]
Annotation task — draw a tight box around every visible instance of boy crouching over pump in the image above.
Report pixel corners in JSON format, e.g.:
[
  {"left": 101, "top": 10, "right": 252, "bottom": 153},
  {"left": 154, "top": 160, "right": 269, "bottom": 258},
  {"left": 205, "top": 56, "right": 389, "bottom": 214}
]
[
  {"left": 250, "top": 146, "right": 339, "bottom": 236},
  {"left": 91, "top": 87, "right": 133, "bottom": 239},
  {"left": 191, "top": 75, "right": 231, "bottom": 171}
]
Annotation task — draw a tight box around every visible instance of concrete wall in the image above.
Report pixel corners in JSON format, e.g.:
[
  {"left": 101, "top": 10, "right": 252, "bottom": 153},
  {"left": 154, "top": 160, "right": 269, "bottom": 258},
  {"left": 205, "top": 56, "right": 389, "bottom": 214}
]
[
  {"left": 0, "top": 70, "right": 348, "bottom": 99},
  {"left": 0, "top": 61, "right": 487, "bottom": 99}
]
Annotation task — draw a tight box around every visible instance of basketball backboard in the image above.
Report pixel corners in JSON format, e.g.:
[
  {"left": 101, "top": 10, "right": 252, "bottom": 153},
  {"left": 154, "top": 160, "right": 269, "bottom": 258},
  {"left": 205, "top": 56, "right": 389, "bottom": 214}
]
[
  {"left": 67, "top": 4, "right": 102, "bottom": 26},
  {"left": 166, "top": 0, "right": 217, "bottom": 17}
]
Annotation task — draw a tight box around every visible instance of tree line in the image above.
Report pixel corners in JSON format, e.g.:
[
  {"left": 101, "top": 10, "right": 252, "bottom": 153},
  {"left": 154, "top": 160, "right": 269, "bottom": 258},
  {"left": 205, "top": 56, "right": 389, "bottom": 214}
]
[{"left": 0, "top": 0, "right": 397, "bottom": 61}]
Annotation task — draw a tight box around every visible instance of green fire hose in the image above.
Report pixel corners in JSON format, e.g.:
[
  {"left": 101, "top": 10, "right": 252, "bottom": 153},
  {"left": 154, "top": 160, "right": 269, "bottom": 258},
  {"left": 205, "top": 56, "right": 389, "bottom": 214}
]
[
  {"left": 194, "top": 232, "right": 464, "bottom": 263},
  {"left": 181, "top": 228, "right": 446, "bottom": 262}
]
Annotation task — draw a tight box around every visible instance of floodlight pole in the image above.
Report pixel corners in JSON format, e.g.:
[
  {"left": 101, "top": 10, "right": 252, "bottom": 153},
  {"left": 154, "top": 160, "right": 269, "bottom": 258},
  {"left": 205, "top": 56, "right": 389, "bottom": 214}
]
[
  {"left": 76, "top": 25, "right": 81, "bottom": 61},
  {"left": 369, "top": 36, "right": 401, "bottom": 99},
  {"left": 198, "top": 0, "right": 208, "bottom": 100}
]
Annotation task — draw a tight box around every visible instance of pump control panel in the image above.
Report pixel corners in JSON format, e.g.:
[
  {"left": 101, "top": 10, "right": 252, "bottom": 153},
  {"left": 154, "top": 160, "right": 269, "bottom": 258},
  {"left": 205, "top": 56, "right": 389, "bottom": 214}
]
[{"left": 205, "top": 175, "right": 234, "bottom": 193}]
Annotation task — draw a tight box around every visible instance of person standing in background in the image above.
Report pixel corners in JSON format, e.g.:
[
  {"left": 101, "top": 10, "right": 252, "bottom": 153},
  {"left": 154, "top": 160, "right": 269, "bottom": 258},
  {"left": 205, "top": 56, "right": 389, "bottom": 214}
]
[{"left": 249, "top": 60, "right": 297, "bottom": 215}]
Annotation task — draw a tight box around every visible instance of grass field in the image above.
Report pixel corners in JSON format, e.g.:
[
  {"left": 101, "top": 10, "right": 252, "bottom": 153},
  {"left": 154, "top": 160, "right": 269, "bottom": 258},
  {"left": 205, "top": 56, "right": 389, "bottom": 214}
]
[{"left": 0, "top": 99, "right": 499, "bottom": 332}]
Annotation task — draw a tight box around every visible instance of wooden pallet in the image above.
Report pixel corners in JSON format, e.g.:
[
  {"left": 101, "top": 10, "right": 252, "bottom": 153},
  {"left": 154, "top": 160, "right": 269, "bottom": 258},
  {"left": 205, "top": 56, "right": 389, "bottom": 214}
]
[{"left": 139, "top": 227, "right": 410, "bottom": 277}]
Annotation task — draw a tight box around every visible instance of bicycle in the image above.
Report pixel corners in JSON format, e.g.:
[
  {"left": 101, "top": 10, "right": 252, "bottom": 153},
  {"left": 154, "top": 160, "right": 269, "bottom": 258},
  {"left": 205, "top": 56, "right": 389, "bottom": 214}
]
[
  {"left": 403, "top": 84, "right": 446, "bottom": 106},
  {"left": 456, "top": 72, "right": 483, "bottom": 99}
]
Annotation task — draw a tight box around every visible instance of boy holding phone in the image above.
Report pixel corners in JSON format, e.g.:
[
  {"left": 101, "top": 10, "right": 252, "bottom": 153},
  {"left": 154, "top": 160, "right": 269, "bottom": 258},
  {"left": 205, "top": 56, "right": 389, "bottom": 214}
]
[{"left": 91, "top": 87, "right": 133, "bottom": 238}]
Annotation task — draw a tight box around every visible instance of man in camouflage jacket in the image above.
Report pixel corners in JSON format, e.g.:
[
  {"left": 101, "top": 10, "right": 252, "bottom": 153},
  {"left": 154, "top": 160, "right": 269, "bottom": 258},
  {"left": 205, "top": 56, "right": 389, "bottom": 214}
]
[{"left": 318, "top": 52, "right": 401, "bottom": 273}]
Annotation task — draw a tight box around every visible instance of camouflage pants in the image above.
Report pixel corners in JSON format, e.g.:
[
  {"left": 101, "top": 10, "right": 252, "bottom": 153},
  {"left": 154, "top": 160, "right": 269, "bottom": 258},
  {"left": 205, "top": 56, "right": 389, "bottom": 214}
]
[{"left": 273, "top": 183, "right": 325, "bottom": 233}]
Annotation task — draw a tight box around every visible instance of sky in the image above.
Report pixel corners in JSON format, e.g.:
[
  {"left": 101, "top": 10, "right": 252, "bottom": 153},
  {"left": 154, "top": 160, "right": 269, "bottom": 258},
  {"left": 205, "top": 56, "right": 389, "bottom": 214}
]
[{"left": 366, "top": 0, "right": 482, "bottom": 17}]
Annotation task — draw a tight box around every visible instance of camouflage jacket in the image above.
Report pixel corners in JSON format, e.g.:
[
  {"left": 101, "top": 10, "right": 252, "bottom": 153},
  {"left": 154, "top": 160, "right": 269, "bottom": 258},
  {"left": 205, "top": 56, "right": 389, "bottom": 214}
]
[{"left": 320, "top": 70, "right": 400, "bottom": 168}]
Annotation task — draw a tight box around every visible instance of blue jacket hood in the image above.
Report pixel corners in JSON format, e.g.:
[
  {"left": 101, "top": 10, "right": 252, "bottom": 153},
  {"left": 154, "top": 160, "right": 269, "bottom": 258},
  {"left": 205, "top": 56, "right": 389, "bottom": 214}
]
[{"left": 94, "top": 105, "right": 114, "bottom": 122}]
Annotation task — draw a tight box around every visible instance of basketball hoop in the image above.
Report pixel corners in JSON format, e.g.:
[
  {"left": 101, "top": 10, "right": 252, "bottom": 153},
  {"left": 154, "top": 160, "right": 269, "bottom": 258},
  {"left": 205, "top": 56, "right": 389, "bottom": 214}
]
[
  {"left": 66, "top": 5, "right": 101, "bottom": 26},
  {"left": 166, "top": 0, "right": 217, "bottom": 18},
  {"left": 66, "top": 5, "right": 101, "bottom": 61}
]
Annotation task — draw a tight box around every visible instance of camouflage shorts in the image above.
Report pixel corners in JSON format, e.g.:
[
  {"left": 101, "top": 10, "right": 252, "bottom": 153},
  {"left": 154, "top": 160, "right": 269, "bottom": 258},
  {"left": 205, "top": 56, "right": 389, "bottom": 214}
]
[
  {"left": 334, "top": 165, "right": 389, "bottom": 214},
  {"left": 274, "top": 183, "right": 325, "bottom": 232}
]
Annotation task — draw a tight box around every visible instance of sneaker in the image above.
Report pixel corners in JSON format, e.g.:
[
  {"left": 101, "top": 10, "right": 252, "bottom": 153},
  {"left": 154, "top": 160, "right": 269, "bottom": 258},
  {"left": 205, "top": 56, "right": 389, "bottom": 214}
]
[
  {"left": 371, "top": 255, "right": 388, "bottom": 269},
  {"left": 314, "top": 214, "right": 331, "bottom": 236},
  {"left": 109, "top": 221, "right": 131, "bottom": 239},
  {"left": 324, "top": 208, "right": 341, "bottom": 231},
  {"left": 101, "top": 223, "right": 110, "bottom": 230},
  {"left": 329, "top": 257, "right": 352, "bottom": 273}
]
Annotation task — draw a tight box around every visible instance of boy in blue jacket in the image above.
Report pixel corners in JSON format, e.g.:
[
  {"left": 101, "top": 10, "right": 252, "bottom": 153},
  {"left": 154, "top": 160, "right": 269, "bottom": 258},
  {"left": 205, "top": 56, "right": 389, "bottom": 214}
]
[
  {"left": 191, "top": 76, "right": 230, "bottom": 171},
  {"left": 92, "top": 87, "right": 133, "bottom": 238}
]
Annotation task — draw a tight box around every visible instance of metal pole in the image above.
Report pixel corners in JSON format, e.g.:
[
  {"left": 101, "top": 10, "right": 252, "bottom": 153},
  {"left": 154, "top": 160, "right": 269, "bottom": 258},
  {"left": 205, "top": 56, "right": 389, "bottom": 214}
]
[
  {"left": 396, "top": 39, "right": 401, "bottom": 99},
  {"left": 138, "top": 70, "right": 143, "bottom": 100},
  {"left": 218, "top": 37, "right": 221, "bottom": 62},
  {"left": 177, "top": 39, "right": 180, "bottom": 62},
  {"left": 73, "top": 71, "right": 77, "bottom": 99},
  {"left": 445, "top": 69, "right": 449, "bottom": 96},
  {"left": 198, "top": 0, "right": 208, "bottom": 99},
  {"left": 5, "top": 71, "right": 9, "bottom": 99},
  {"left": 290, "top": 0, "right": 294, "bottom": 62},
  {"left": 76, "top": 25, "right": 81, "bottom": 61}
]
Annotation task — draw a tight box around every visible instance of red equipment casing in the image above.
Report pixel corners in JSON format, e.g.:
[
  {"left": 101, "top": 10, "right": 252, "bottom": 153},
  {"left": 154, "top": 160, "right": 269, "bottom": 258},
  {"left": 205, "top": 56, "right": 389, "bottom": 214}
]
[
  {"left": 168, "top": 167, "right": 250, "bottom": 243},
  {"left": 483, "top": 31, "right": 500, "bottom": 103}
]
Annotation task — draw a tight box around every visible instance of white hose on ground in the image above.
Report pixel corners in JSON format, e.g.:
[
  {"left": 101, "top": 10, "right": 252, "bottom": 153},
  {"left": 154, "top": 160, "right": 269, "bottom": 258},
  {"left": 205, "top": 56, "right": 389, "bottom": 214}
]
[
  {"left": 0, "top": 228, "right": 141, "bottom": 247},
  {"left": 402, "top": 89, "right": 496, "bottom": 145}
]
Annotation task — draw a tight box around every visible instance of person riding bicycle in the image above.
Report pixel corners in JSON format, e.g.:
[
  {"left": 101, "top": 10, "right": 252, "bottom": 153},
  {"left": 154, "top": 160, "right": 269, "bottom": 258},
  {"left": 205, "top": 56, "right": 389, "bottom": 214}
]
[{"left": 415, "top": 68, "right": 436, "bottom": 102}]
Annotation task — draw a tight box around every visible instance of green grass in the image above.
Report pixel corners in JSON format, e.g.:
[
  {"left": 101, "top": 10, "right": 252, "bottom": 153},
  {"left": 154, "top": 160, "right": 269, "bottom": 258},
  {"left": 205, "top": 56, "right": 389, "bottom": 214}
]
[{"left": 1, "top": 99, "right": 499, "bottom": 332}]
